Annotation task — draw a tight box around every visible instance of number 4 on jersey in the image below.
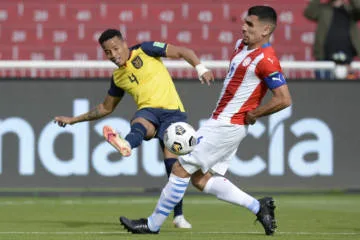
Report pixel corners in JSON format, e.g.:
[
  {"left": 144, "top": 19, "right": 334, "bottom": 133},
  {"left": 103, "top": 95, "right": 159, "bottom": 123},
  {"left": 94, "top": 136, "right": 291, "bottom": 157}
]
[{"left": 128, "top": 73, "right": 139, "bottom": 84}]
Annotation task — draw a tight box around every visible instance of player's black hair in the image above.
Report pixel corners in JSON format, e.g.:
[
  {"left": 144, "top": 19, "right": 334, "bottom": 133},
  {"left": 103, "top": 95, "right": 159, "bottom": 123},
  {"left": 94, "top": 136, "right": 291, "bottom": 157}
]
[
  {"left": 98, "top": 29, "right": 123, "bottom": 45},
  {"left": 248, "top": 6, "right": 277, "bottom": 29}
]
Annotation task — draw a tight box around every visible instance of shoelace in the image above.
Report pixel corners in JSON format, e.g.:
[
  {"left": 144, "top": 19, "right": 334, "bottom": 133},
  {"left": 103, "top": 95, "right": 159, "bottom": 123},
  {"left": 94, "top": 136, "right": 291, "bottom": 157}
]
[{"left": 133, "top": 220, "right": 149, "bottom": 230}]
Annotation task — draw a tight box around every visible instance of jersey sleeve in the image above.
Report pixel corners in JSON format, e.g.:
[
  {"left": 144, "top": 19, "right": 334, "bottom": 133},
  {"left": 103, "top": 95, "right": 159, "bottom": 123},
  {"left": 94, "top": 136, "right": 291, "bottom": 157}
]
[
  {"left": 140, "top": 41, "right": 168, "bottom": 57},
  {"left": 107, "top": 76, "right": 125, "bottom": 98},
  {"left": 255, "top": 56, "right": 287, "bottom": 90}
]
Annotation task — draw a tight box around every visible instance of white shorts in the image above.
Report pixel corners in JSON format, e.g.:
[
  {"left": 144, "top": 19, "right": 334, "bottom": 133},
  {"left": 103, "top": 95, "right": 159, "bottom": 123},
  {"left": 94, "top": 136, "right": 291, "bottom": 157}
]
[{"left": 179, "top": 118, "right": 248, "bottom": 175}]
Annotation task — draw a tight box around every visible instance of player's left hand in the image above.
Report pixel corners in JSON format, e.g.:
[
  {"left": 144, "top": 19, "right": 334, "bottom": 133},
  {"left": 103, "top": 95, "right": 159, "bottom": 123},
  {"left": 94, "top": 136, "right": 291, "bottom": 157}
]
[
  {"left": 200, "top": 70, "right": 215, "bottom": 85},
  {"left": 245, "top": 111, "right": 257, "bottom": 125}
]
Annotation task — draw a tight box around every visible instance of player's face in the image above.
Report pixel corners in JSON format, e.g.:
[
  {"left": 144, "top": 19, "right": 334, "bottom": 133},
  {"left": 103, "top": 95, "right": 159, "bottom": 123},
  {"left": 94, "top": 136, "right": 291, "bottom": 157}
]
[
  {"left": 101, "top": 36, "right": 129, "bottom": 67},
  {"left": 242, "top": 15, "right": 267, "bottom": 48}
]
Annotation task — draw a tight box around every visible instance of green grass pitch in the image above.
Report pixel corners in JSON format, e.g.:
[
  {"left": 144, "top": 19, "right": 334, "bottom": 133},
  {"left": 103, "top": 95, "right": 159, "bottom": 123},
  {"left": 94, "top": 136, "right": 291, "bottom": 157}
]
[{"left": 0, "top": 193, "right": 359, "bottom": 240}]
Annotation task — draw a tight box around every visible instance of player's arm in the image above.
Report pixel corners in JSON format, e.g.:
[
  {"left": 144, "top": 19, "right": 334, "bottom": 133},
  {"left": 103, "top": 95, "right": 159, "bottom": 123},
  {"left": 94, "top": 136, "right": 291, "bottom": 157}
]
[
  {"left": 165, "top": 44, "right": 214, "bottom": 85},
  {"left": 245, "top": 83, "right": 292, "bottom": 125},
  {"left": 54, "top": 94, "right": 121, "bottom": 127},
  {"left": 141, "top": 42, "right": 213, "bottom": 84},
  {"left": 54, "top": 77, "right": 124, "bottom": 127},
  {"left": 303, "top": 0, "right": 321, "bottom": 21},
  {"left": 77, "top": 94, "right": 120, "bottom": 123},
  {"left": 245, "top": 56, "right": 292, "bottom": 125}
]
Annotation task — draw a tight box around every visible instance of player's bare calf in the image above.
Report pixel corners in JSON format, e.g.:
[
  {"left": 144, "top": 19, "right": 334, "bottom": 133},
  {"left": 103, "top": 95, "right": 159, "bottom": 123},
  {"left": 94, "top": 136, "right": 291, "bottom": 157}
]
[{"left": 103, "top": 125, "right": 131, "bottom": 157}]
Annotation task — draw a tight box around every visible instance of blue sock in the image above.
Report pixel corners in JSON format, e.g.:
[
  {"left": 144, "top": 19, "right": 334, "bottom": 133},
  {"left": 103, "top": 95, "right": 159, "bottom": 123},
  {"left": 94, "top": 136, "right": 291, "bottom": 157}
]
[
  {"left": 164, "top": 158, "right": 183, "bottom": 217},
  {"left": 125, "top": 123, "right": 147, "bottom": 149}
]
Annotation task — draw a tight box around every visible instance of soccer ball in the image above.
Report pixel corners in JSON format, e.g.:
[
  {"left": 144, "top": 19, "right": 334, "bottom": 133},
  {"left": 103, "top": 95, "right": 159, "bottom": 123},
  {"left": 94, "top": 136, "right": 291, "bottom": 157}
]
[{"left": 164, "top": 122, "right": 197, "bottom": 155}]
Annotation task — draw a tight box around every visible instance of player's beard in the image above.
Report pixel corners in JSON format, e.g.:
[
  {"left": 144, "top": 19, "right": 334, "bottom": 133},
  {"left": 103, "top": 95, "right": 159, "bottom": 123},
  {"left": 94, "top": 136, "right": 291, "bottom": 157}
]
[{"left": 242, "top": 37, "right": 249, "bottom": 45}]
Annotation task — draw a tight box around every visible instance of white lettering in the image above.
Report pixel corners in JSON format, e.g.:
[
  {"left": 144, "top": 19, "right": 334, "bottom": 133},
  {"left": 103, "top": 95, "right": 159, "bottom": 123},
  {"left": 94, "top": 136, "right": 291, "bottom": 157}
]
[
  {"left": 229, "top": 106, "right": 333, "bottom": 177},
  {"left": 0, "top": 118, "right": 35, "bottom": 175},
  {"left": 0, "top": 100, "right": 334, "bottom": 178},
  {"left": 268, "top": 107, "right": 292, "bottom": 175},
  {"left": 38, "top": 99, "right": 89, "bottom": 176},
  {"left": 289, "top": 119, "right": 333, "bottom": 176}
]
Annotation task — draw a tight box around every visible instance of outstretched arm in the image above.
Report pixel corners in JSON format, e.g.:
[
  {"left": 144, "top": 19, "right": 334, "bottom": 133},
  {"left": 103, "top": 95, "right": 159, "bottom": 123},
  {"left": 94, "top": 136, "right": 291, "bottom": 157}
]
[
  {"left": 54, "top": 94, "right": 121, "bottom": 127},
  {"left": 165, "top": 44, "right": 214, "bottom": 85},
  {"left": 245, "top": 84, "right": 292, "bottom": 125}
]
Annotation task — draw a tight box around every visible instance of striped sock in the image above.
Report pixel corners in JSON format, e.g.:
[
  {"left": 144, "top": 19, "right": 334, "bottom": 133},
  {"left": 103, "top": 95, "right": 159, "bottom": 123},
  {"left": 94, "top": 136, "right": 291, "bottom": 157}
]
[
  {"left": 164, "top": 158, "right": 184, "bottom": 217},
  {"left": 147, "top": 174, "right": 190, "bottom": 232}
]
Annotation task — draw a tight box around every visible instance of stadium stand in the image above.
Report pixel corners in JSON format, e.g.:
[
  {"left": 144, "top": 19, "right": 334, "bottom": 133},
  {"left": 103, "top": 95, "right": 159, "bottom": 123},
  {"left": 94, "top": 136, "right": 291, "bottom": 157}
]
[{"left": 0, "top": 1, "right": 315, "bottom": 61}]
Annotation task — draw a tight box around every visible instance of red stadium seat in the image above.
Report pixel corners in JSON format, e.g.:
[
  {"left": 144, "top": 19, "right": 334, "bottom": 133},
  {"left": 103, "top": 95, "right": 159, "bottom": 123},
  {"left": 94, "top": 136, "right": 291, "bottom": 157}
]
[{"left": 0, "top": 0, "right": 315, "bottom": 62}]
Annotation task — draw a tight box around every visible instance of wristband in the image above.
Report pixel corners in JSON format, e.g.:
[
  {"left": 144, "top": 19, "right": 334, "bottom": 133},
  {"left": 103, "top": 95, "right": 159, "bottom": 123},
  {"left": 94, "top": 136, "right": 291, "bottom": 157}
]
[{"left": 195, "top": 63, "right": 209, "bottom": 80}]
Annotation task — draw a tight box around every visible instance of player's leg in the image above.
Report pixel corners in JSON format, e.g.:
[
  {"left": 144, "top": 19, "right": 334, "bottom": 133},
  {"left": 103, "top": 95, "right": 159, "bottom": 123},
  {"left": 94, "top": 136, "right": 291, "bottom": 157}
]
[
  {"left": 126, "top": 117, "right": 156, "bottom": 148},
  {"left": 157, "top": 109, "right": 192, "bottom": 228},
  {"left": 192, "top": 171, "right": 260, "bottom": 214},
  {"left": 185, "top": 119, "right": 258, "bottom": 211},
  {"left": 183, "top": 119, "right": 276, "bottom": 235},
  {"left": 145, "top": 161, "right": 191, "bottom": 232},
  {"left": 103, "top": 108, "right": 157, "bottom": 156},
  {"left": 191, "top": 170, "right": 276, "bottom": 235},
  {"left": 161, "top": 143, "right": 192, "bottom": 228},
  {"left": 120, "top": 117, "right": 202, "bottom": 233},
  {"left": 120, "top": 161, "right": 192, "bottom": 233}
]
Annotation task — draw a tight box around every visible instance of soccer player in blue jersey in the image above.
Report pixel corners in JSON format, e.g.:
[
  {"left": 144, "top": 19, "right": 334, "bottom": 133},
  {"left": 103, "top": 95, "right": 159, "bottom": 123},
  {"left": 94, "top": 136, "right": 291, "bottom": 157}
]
[{"left": 54, "top": 28, "right": 214, "bottom": 228}]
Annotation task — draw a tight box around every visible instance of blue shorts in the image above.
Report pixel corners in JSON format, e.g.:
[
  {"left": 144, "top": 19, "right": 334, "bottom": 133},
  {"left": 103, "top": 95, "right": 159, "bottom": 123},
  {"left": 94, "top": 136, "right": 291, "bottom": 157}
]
[{"left": 133, "top": 108, "right": 188, "bottom": 141}]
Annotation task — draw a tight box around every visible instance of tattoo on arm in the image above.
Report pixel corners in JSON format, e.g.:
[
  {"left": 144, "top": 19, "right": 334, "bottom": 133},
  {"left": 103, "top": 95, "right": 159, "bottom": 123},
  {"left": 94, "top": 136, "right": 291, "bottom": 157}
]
[{"left": 84, "top": 107, "right": 103, "bottom": 121}]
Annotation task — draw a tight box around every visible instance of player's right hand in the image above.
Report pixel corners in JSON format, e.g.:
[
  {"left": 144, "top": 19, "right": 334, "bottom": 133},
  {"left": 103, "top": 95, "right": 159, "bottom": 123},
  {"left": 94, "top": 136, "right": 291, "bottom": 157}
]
[
  {"left": 53, "top": 116, "right": 74, "bottom": 127},
  {"left": 245, "top": 111, "right": 257, "bottom": 125}
]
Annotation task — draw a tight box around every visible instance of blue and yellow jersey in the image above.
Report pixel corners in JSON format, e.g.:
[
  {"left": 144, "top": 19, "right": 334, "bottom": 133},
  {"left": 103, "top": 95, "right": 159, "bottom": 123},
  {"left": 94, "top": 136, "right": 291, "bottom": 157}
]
[{"left": 107, "top": 41, "right": 185, "bottom": 112}]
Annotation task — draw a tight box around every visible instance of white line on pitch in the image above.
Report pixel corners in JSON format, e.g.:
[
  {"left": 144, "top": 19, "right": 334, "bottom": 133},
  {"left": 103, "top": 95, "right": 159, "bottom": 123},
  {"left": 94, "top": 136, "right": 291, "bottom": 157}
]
[{"left": 0, "top": 231, "right": 358, "bottom": 235}]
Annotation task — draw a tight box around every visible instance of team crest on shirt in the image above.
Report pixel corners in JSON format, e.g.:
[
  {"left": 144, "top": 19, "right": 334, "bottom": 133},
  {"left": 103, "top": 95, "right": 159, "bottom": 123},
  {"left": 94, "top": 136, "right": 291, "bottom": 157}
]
[
  {"left": 131, "top": 56, "right": 143, "bottom": 69},
  {"left": 242, "top": 57, "right": 252, "bottom": 67}
]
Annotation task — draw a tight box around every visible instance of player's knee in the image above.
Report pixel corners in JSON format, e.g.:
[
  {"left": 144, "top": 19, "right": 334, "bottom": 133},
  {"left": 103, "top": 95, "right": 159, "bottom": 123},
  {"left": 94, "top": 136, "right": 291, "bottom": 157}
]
[
  {"left": 191, "top": 172, "right": 212, "bottom": 191},
  {"left": 131, "top": 117, "right": 156, "bottom": 139},
  {"left": 172, "top": 161, "right": 191, "bottom": 178}
]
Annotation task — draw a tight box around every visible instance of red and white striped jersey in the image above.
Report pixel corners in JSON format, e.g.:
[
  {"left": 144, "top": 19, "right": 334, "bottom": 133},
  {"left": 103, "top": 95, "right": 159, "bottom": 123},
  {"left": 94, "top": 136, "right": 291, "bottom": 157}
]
[{"left": 212, "top": 39, "right": 283, "bottom": 125}]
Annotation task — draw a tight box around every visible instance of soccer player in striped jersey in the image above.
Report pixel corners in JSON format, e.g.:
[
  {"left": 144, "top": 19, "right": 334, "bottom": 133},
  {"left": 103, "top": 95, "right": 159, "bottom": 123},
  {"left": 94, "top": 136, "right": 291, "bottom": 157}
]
[
  {"left": 54, "top": 28, "right": 214, "bottom": 229},
  {"left": 119, "top": 5, "right": 292, "bottom": 235}
]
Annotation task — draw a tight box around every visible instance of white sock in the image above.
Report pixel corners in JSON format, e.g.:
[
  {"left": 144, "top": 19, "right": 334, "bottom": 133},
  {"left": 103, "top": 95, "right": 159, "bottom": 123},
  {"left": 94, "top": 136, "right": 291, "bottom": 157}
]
[
  {"left": 147, "top": 174, "right": 190, "bottom": 231},
  {"left": 203, "top": 176, "right": 260, "bottom": 214}
]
